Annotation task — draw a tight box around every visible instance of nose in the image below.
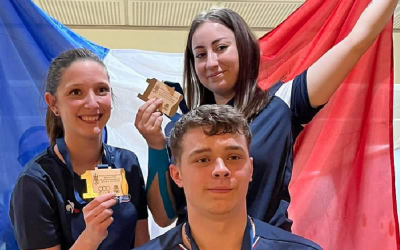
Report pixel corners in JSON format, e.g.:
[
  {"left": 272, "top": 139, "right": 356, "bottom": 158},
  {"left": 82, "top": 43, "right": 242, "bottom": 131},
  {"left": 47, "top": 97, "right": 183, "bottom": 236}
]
[
  {"left": 84, "top": 91, "right": 99, "bottom": 109},
  {"left": 206, "top": 51, "right": 218, "bottom": 70},
  {"left": 212, "top": 158, "right": 231, "bottom": 178}
]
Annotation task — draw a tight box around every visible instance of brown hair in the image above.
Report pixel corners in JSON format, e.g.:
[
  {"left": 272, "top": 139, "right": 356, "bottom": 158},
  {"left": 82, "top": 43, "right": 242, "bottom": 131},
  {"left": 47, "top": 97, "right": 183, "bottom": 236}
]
[
  {"left": 45, "top": 48, "right": 108, "bottom": 145},
  {"left": 183, "top": 7, "right": 271, "bottom": 121},
  {"left": 169, "top": 104, "right": 251, "bottom": 164}
]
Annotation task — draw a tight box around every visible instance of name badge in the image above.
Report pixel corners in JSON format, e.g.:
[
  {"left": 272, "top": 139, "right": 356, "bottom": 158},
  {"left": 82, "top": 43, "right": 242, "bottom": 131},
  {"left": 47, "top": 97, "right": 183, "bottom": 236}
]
[{"left": 81, "top": 165, "right": 130, "bottom": 202}]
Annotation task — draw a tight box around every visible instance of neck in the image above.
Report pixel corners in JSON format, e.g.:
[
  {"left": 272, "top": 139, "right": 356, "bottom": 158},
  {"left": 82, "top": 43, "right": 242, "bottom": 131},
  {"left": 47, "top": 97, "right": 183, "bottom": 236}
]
[
  {"left": 184, "top": 206, "right": 247, "bottom": 250},
  {"left": 57, "top": 133, "right": 103, "bottom": 175},
  {"left": 214, "top": 92, "right": 235, "bottom": 105}
]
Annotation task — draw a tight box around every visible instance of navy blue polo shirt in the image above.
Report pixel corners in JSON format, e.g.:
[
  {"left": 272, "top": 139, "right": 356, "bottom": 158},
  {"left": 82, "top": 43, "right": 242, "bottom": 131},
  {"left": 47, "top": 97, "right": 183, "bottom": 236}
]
[
  {"left": 9, "top": 144, "right": 147, "bottom": 250},
  {"left": 166, "top": 70, "right": 323, "bottom": 231},
  {"left": 135, "top": 217, "right": 322, "bottom": 250}
]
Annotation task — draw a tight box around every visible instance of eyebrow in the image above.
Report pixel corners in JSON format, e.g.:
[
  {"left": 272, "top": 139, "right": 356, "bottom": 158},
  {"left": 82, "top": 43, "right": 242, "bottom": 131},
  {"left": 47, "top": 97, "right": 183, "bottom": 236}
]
[
  {"left": 187, "top": 145, "right": 246, "bottom": 157},
  {"left": 193, "top": 37, "right": 229, "bottom": 51},
  {"left": 188, "top": 148, "right": 212, "bottom": 157},
  {"left": 225, "top": 145, "right": 246, "bottom": 152},
  {"left": 65, "top": 82, "right": 109, "bottom": 88}
]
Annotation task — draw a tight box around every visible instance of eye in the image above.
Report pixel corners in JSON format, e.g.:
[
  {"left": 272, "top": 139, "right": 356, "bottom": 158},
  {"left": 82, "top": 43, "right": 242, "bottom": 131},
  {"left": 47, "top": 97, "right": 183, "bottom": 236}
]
[
  {"left": 217, "top": 45, "right": 228, "bottom": 51},
  {"left": 98, "top": 86, "right": 110, "bottom": 94},
  {"left": 69, "top": 89, "right": 81, "bottom": 96},
  {"left": 195, "top": 157, "right": 210, "bottom": 163},
  {"left": 228, "top": 155, "right": 242, "bottom": 161},
  {"left": 195, "top": 52, "right": 206, "bottom": 59}
]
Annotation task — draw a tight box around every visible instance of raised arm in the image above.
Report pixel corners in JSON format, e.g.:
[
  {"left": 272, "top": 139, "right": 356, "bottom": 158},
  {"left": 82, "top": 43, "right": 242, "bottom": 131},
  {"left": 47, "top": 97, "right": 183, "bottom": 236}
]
[
  {"left": 135, "top": 98, "right": 177, "bottom": 227},
  {"left": 307, "top": 0, "right": 398, "bottom": 107}
]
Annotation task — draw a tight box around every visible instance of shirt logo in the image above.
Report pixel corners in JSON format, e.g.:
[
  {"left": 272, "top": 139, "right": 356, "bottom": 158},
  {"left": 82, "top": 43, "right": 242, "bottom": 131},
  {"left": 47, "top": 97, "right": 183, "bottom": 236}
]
[{"left": 66, "top": 200, "right": 75, "bottom": 214}]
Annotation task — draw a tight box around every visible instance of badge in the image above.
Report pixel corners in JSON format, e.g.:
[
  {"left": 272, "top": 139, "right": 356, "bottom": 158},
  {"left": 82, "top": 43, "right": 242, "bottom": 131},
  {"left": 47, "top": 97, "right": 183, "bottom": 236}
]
[
  {"left": 81, "top": 165, "right": 130, "bottom": 203},
  {"left": 138, "top": 78, "right": 183, "bottom": 117}
]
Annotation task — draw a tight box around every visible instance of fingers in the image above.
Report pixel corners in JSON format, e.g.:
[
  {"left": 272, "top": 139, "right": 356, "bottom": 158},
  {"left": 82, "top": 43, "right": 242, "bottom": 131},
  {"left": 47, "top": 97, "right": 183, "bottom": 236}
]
[
  {"left": 135, "top": 99, "right": 154, "bottom": 127},
  {"left": 153, "top": 115, "right": 163, "bottom": 130},
  {"left": 142, "top": 99, "right": 162, "bottom": 125},
  {"left": 90, "top": 215, "right": 114, "bottom": 236},
  {"left": 81, "top": 194, "right": 118, "bottom": 244},
  {"left": 83, "top": 193, "right": 116, "bottom": 212},
  {"left": 135, "top": 98, "right": 166, "bottom": 149},
  {"left": 98, "top": 216, "right": 114, "bottom": 232},
  {"left": 85, "top": 197, "right": 117, "bottom": 220},
  {"left": 145, "top": 111, "right": 163, "bottom": 129},
  {"left": 135, "top": 98, "right": 163, "bottom": 128},
  {"left": 91, "top": 207, "right": 114, "bottom": 225}
]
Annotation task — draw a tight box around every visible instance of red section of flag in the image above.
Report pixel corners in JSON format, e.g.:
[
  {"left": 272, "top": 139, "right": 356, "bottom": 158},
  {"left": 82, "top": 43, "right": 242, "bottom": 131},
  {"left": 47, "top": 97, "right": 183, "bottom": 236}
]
[{"left": 258, "top": 0, "right": 399, "bottom": 249}]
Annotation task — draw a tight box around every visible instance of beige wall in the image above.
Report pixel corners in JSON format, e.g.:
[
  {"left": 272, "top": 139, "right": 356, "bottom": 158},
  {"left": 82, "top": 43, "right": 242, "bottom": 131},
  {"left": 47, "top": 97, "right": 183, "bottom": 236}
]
[
  {"left": 71, "top": 28, "right": 276, "bottom": 52},
  {"left": 72, "top": 28, "right": 188, "bottom": 53},
  {"left": 72, "top": 28, "right": 400, "bottom": 83}
]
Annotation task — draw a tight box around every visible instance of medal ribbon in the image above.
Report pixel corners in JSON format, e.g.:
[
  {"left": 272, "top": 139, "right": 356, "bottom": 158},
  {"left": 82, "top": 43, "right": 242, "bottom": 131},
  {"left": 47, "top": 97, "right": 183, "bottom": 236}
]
[
  {"left": 56, "top": 137, "right": 107, "bottom": 205},
  {"left": 184, "top": 216, "right": 256, "bottom": 250}
]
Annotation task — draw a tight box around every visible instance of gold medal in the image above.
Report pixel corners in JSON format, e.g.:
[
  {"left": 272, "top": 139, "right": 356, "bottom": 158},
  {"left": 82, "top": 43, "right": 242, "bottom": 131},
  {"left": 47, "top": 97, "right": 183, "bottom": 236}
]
[
  {"left": 81, "top": 166, "right": 129, "bottom": 200},
  {"left": 138, "top": 78, "right": 183, "bottom": 117}
]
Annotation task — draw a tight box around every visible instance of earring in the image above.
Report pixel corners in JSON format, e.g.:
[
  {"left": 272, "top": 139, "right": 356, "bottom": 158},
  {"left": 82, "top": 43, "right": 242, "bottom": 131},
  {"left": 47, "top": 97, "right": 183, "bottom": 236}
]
[{"left": 54, "top": 111, "right": 59, "bottom": 116}]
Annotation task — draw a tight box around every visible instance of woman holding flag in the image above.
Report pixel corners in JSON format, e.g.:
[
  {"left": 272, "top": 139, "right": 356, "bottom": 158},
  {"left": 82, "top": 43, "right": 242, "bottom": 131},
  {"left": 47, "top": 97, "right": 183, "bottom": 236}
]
[{"left": 136, "top": 0, "right": 399, "bottom": 233}]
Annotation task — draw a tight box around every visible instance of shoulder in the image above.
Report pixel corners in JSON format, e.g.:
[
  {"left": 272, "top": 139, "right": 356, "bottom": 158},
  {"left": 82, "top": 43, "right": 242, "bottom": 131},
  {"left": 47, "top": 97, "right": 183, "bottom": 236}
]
[
  {"left": 104, "top": 144, "right": 140, "bottom": 167},
  {"left": 10, "top": 149, "right": 60, "bottom": 210},
  {"left": 10, "top": 150, "right": 64, "bottom": 250},
  {"left": 253, "top": 219, "right": 322, "bottom": 250},
  {"left": 17, "top": 148, "right": 56, "bottom": 182},
  {"left": 104, "top": 144, "right": 138, "bottom": 158},
  {"left": 135, "top": 224, "right": 183, "bottom": 250},
  {"left": 273, "top": 70, "right": 308, "bottom": 108},
  {"left": 165, "top": 113, "right": 182, "bottom": 136}
]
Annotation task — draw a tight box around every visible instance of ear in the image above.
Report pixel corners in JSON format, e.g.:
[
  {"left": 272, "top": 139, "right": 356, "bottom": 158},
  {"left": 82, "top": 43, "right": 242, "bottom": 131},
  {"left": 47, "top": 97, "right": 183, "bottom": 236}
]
[
  {"left": 249, "top": 157, "right": 254, "bottom": 182},
  {"left": 169, "top": 164, "right": 184, "bottom": 188},
  {"left": 45, "top": 92, "right": 58, "bottom": 114}
]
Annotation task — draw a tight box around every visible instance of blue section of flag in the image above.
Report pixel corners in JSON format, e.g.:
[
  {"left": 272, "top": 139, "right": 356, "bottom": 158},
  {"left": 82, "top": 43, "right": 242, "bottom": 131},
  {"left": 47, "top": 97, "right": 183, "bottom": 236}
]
[{"left": 0, "top": 0, "right": 109, "bottom": 248}]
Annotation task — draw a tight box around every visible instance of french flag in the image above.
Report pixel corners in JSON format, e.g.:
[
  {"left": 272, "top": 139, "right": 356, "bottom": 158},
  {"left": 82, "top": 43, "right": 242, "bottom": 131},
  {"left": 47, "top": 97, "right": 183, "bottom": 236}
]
[{"left": 0, "top": 0, "right": 398, "bottom": 249}]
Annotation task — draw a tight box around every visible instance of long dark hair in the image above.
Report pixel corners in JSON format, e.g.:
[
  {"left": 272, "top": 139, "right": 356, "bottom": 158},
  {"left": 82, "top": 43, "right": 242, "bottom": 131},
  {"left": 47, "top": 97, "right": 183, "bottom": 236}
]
[
  {"left": 45, "top": 48, "right": 107, "bottom": 146},
  {"left": 183, "top": 8, "right": 270, "bottom": 120}
]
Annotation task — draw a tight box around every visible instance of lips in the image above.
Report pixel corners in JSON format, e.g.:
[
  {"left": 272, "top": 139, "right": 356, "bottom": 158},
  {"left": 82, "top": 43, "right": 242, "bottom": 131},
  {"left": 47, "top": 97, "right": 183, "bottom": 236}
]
[
  {"left": 207, "top": 187, "right": 233, "bottom": 193},
  {"left": 79, "top": 114, "right": 102, "bottom": 122},
  {"left": 207, "top": 71, "right": 225, "bottom": 78}
]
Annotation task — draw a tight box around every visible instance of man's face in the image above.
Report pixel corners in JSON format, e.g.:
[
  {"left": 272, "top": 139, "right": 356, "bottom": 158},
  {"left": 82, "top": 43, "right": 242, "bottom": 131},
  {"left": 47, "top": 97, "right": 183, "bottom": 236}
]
[{"left": 170, "top": 127, "right": 253, "bottom": 216}]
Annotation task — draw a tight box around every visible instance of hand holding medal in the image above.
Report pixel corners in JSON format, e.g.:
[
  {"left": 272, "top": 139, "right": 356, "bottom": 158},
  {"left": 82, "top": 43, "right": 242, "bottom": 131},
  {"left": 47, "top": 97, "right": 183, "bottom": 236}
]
[
  {"left": 81, "top": 164, "right": 131, "bottom": 203},
  {"left": 138, "top": 78, "right": 183, "bottom": 117}
]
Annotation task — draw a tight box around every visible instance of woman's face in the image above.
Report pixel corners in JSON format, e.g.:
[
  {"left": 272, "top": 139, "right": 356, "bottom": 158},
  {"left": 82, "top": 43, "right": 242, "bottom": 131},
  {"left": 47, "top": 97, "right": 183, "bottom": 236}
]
[
  {"left": 192, "top": 22, "right": 239, "bottom": 104},
  {"left": 46, "top": 60, "right": 111, "bottom": 140}
]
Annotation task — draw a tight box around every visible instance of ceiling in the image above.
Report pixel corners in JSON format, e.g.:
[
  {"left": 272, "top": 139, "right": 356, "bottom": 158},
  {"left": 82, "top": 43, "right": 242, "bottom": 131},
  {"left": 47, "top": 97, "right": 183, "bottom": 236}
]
[{"left": 33, "top": 0, "right": 400, "bottom": 30}]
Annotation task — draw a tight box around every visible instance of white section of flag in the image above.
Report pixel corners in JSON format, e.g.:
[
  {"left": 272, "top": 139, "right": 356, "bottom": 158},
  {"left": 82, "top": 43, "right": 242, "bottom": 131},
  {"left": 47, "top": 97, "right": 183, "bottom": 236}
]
[{"left": 104, "top": 49, "right": 184, "bottom": 239}]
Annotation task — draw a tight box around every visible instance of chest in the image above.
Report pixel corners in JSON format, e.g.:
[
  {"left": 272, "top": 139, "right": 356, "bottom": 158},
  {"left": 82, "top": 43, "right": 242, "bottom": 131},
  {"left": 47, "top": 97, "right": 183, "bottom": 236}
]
[
  {"left": 54, "top": 172, "right": 139, "bottom": 250},
  {"left": 249, "top": 98, "right": 295, "bottom": 163}
]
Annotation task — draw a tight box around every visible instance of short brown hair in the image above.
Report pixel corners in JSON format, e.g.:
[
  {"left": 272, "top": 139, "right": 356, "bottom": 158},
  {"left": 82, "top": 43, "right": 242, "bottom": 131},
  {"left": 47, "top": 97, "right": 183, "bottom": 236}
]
[{"left": 170, "top": 104, "right": 251, "bottom": 164}]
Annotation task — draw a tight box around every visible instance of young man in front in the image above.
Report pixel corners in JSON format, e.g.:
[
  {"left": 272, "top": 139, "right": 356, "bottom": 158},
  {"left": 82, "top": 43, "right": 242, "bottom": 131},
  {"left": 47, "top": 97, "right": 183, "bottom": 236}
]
[{"left": 137, "top": 105, "right": 321, "bottom": 250}]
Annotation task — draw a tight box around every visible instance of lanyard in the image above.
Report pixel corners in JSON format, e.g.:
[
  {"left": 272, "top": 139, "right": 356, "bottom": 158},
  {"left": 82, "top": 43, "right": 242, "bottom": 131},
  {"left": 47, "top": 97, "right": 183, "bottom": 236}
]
[
  {"left": 184, "top": 217, "right": 256, "bottom": 250},
  {"left": 56, "top": 137, "right": 107, "bottom": 205}
]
